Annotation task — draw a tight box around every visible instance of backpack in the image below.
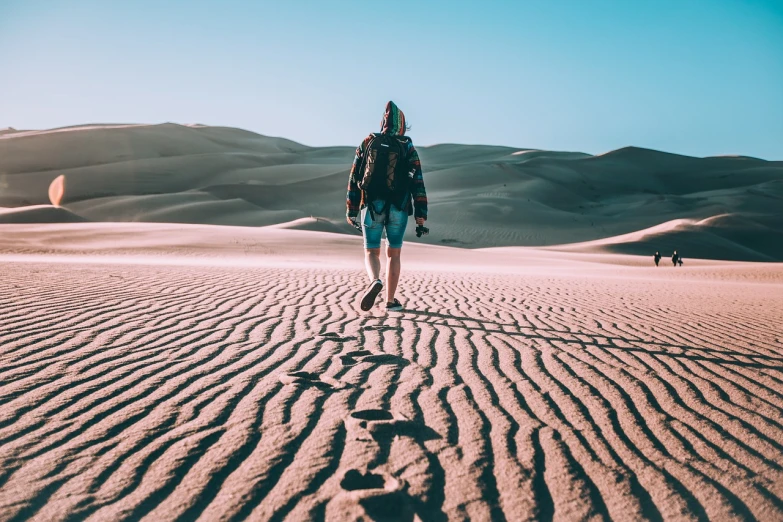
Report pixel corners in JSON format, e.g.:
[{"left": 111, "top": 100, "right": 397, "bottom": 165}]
[{"left": 357, "top": 133, "right": 411, "bottom": 212}]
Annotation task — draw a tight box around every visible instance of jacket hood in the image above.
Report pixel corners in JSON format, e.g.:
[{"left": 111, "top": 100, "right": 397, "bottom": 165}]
[{"left": 380, "top": 101, "right": 406, "bottom": 136}]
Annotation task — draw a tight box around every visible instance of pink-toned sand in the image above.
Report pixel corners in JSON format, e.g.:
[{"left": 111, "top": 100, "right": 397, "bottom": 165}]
[{"left": 1, "top": 224, "right": 782, "bottom": 521}]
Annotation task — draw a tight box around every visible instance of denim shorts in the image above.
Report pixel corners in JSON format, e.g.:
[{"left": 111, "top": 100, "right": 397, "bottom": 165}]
[{"left": 361, "top": 199, "right": 409, "bottom": 249}]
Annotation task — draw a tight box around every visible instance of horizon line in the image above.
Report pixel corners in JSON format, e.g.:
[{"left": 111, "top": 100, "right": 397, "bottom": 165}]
[{"left": 1, "top": 121, "right": 778, "bottom": 162}]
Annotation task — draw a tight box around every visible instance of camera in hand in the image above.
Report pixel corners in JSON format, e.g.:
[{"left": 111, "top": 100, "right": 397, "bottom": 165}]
[{"left": 415, "top": 224, "right": 429, "bottom": 238}]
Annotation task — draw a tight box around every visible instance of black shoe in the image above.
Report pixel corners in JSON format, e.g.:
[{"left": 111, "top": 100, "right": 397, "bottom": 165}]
[
  {"left": 385, "top": 299, "right": 403, "bottom": 312},
  {"left": 360, "top": 279, "right": 384, "bottom": 311}
]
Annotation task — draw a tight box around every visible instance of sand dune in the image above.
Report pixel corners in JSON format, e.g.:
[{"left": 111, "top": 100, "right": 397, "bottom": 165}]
[
  {"left": 0, "top": 205, "right": 87, "bottom": 224},
  {"left": 0, "top": 225, "right": 781, "bottom": 520},
  {"left": 552, "top": 214, "right": 783, "bottom": 262},
  {"left": 1, "top": 123, "right": 781, "bottom": 260},
  {"left": 2, "top": 122, "right": 781, "bottom": 520},
  {"left": 268, "top": 217, "right": 345, "bottom": 234},
  {"left": 6, "top": 222, "right": 782, "bottom": 276}
]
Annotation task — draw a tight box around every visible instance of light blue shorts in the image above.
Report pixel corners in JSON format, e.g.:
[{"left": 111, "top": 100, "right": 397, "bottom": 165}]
[{"left": 361, "top": 199, "right": 409, "bottom": 249}]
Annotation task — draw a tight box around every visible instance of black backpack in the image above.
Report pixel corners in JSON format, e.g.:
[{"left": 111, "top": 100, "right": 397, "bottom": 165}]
[{"left": 357, "top": 133, "right": 411, "bottom": 211}]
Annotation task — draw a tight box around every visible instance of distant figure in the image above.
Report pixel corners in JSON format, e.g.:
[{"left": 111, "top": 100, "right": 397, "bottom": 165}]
[
  {"left": 678, "top": 257, "right": 684, "bottom": 267},
  {"left": 672, "top": 250, "right": 680, "bottom": 267},
  {"left": 346, "top": 101, "right": 428, "bottom": 312},
  {"left": 654, "top": 251, "right": 661, "bottom": 266}
]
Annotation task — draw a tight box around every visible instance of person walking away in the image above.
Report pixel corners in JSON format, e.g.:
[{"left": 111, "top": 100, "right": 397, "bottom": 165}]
[
  {"left": 672, "top": 250, "right": 680, "bottom": 267},
  {"left": 346, "top": 101, "right": 428, "bottom": 312},
  {"left": 654, "top": 251, "right": 661, "bottom": 266}
]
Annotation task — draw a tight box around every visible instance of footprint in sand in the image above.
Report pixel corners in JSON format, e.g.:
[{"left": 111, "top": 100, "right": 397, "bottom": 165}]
[
  {"left": 362, "top": 354, "right": 409, "bottom": 366},
  {"left": 327, "top": 469, "right": 412, "bottom": 521},
  {"left": 316, "top": 332, "right": 358, "bottom": 342},
  {"left": 344, "top": 409, "right": 410, "bottom": 441},
  {"left": 337, "top": 349, "right": 371, "bottom": 366},
  {"left": 278, "top": 371, "right": 344, "bottom": 391},
  {"left": 362, "top": 325, "right": 404, "bottom": 333},
  {"left": 339, "top": 469, "right": 406, "bottom": 493},
  {"left": 344, "top": 350, "right": 371, "bottom": 357},
  {"left": 336, "top": 350, "right": 410, "bottom": 368}
]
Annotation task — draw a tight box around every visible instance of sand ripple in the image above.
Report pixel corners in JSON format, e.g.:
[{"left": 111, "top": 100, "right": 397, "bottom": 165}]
[{"left": 1, "top": 262, "right": 782, "bottom": 521}]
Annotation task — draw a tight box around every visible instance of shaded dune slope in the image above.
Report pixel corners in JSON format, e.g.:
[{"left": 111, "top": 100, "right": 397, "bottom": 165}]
[{"left": 1, "top": 124, "right": 781, "bottom": 259}]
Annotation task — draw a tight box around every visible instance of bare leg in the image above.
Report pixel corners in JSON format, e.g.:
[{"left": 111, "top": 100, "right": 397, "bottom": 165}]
[
  {"left": 365, "top": 248, "right": 381, "bottom": 282},
  {"left": 385, "top": 246, "right": 401, "bottom": 303}
]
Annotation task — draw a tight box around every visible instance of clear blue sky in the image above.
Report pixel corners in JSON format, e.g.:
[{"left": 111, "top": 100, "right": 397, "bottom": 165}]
[{"left": 1, "top": 0, "right": 781, "bottom": 158}]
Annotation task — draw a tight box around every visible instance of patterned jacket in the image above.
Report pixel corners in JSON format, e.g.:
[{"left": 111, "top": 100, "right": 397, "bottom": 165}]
[{"left": 346, "top": 101, "right": 428, "bottom": 220}]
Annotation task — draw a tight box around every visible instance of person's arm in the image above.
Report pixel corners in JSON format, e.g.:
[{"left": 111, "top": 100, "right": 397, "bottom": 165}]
[
  {"left": 346, "top": 141, "right": 366, "bottom": 222},
  {"left": 407, "top": 142, "right": 427, "bottom": 223}
]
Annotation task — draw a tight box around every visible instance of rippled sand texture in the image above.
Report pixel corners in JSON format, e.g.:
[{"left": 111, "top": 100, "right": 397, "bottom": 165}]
[{"left": 1, "top": 261, "right": 782, "bottom": 521}]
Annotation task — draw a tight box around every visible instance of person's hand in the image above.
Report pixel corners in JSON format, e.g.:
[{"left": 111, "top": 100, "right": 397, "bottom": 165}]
[
  {"left": 347, "top": 215, "right": 361, "bottom": 231},
  {"left": 415, "top": 217, "right": 425, "bottom": 226}
]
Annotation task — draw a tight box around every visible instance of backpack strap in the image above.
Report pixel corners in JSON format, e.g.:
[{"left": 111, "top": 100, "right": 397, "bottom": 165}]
[
  {"left": 360, "top": 133, "right": 380, "bottom": 171},
  {"left": 357, "top": 133, "right": 380, "bottom": 209},
  {"left": 394, "top": 136, "right": 410, "bottom": 169}
]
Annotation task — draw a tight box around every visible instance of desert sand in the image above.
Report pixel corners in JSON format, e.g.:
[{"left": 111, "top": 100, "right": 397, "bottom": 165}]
[
  {"left": 1, "top": 224, "right": 782, "bottom": 521},
  {"left": 1, "top": 123, "right": 782, "bottom": 520}
]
